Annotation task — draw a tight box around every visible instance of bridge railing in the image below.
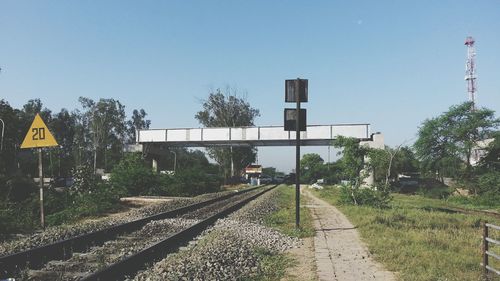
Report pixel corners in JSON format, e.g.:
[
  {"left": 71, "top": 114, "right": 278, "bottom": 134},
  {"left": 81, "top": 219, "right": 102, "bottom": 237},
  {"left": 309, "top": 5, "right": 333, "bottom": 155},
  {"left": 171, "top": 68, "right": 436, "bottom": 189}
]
[{"left": 137, "top": 124, "right": 371, "bottom": 145}]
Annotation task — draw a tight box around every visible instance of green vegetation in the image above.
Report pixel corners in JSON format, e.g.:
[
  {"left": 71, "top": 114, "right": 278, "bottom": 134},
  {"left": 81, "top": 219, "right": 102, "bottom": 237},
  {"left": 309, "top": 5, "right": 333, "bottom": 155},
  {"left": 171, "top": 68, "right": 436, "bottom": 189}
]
[
  {"left": 264, "top": 185, "right": 315, "bottom": 238},
  {"left": 415, "top": 102, "right": 500, "bottom": 191},
  {"left": 45, "top": 185, "right": 122, "bottom": 226},
  {"left": 0, "top": 183, "right": 123, "bottom": 236},
  {"left": 0, "top": 152, "right": 222, "bottom": 237},
  {"left": 262, "top": 167, "right": 285, "bottom": 178},
  {"left": 337, "top": 184, "right": 391, "bottom": 208},
  {"left": 110, "top": 153, "right": 221, "bottom": 197},
  {"left": 332, "top": 136, "right": 392, "bottom": 207},
  {"left": 0, "top": 95, "right": 233, "bottom": 236},
  {"left": 250, "top": 248, "right": 294, "bottom": 281},
  {"left": 300, "top": 153, "right": 339, "bottom": 184},
  {"left": 314, "top": 186, "right": 500, "bottom": 281},
  {"left": 195, "top": 88, "right": 260, "bottom": 179}
]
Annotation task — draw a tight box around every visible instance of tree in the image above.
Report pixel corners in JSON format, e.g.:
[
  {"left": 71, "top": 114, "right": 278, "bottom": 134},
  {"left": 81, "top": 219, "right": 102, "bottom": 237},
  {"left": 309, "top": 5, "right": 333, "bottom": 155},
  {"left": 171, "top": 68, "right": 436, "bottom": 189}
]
[
  {"left": 475, "top": 132, "right": 500, "bottom": 197},
  {"left": 0, "top": 100, "right": 21, "bottom": 176},
  {"left": 49, "top": 109, "right": 77, "bottom": 176},
  {"left": 300, "top": 153, "right": 326, "bottom": 183},
  {"left": 333, "top": 136, "right": 391, "bottom": 207},
  {"left": 478, "top": 132, "right": 500, "bottom": 172},
  {"left": 367, "top": 148, "right": 390, "bottom": 184},
  {"left": 195, "top": 88, "right": 260, "bottom": 179},
  {"left": 78, "top": 97, "right": 127, "bottom": 173},
  {"left": 368, "top": 145, "right": 419, "bottom": 187},
  {"left": 333, "top": 137, "right": 369, "bottom": 188},
  {"left": 414, "top": 102, "right": 499, "bottom": 186},
  {"left": 392, "top": 146, "right": 419, "bottom": 175},
  {"left": 127, "top": 109, "right": 151, "bottom": 143}
]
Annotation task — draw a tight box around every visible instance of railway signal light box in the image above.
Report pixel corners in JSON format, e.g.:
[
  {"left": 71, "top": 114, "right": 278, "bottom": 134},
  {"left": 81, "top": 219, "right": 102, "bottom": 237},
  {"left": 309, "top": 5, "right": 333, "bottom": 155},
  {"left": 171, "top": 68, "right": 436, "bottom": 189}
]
[
  {"left": 284, "top": 108, "right": 306, "bottom": 131},
  {"left": 285, "top": 79, "right": 308, "bottom": 102}
]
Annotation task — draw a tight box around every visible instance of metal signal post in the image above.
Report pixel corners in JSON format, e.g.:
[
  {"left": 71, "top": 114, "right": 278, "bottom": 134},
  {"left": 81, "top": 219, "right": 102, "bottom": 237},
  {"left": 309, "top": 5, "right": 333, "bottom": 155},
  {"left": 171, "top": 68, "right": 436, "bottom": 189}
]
[
  {"left": 295, "top": 79, "right": 301, "bottom": 229},
  {"left": 284, "top": 78, "right": 308, "bottom": 229}
]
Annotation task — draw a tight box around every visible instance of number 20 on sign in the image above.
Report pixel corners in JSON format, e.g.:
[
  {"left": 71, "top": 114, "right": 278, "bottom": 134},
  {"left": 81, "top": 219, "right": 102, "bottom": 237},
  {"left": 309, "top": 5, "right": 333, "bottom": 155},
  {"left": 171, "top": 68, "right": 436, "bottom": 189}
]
[{"left": 21, "top": 113, "right": 58, "bottom": 149}]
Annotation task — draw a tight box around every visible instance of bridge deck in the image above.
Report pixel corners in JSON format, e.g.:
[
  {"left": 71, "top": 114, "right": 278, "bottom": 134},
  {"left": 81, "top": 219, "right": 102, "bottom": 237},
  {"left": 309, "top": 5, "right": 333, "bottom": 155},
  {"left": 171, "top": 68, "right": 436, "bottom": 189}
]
[{"left": 136, "top": 124, "right": 371, "bottom": 147}]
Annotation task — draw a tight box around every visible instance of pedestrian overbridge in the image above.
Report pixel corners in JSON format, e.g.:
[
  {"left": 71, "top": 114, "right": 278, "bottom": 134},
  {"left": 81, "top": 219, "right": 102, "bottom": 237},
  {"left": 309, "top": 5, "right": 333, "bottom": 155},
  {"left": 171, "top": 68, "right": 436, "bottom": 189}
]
[
  {"left": 131, "top": 124, "right": 384, "bottom": 185},
  {"left": 135, "top": 124, "right": 381, "bottom": 147}
]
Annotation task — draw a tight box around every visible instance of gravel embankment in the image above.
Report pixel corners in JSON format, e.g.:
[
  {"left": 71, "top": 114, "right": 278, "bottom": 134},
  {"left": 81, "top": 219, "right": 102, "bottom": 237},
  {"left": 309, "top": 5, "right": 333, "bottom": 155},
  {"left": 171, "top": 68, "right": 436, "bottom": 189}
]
[
  {"left": 0, "top": 190, "right": 235, "bottom": 256},
  {"left": 132, "top": 187, "right": 300, "bottom": 281}
]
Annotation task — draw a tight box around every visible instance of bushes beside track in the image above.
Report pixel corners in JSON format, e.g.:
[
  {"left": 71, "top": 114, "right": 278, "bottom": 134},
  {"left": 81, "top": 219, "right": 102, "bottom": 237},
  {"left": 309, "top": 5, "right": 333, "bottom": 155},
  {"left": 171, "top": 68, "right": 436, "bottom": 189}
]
[
  {"left": 0, "top": 153, "right": 222, "bottom": 237},
  {"left": 110, "top": 153, "right": 222, "bottom": 197}
]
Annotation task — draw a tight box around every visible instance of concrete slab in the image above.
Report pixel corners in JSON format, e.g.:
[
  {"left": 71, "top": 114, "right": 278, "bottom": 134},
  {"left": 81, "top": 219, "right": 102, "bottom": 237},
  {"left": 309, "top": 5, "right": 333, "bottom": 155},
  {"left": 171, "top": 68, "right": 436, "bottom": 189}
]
[{"left": 303, "top": 189, "right": 396, "bottom": 281}]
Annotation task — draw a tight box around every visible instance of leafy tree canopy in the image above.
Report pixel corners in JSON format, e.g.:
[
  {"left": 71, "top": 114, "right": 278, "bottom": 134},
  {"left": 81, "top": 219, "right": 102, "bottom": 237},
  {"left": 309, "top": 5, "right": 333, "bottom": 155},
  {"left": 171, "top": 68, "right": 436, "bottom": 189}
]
[
  {"left": 195, "top": 87, "right": 260, "bottom": 178},
  {"left": 414, "top": 101, "right": 499, "bottom": 183}
]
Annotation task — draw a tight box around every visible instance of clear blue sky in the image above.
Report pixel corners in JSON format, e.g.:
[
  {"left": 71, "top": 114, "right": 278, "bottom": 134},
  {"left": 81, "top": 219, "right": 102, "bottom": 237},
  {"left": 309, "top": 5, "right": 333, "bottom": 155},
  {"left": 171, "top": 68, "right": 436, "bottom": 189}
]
[{"left": 1, "top": 1, "right": 499, "bottom": 172}]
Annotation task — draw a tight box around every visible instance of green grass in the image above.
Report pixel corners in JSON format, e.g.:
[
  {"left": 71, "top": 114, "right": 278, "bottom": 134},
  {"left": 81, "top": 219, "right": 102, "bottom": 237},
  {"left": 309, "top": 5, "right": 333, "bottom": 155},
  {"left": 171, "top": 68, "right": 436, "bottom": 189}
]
[
  {"left": 313, "top": 186, "right": 500, "bottom": 281},
  {"left": 392, "top": 192, "right": 500, "bottom": 214},
  {"left": 247, "top": 248, "right": 295, "bottom": 281},
  {"left": 264, "top": 185, "right": 315, "bottom": 238},
  {"left": 401, "top": 185, "right": 500, "bottom": 212}
]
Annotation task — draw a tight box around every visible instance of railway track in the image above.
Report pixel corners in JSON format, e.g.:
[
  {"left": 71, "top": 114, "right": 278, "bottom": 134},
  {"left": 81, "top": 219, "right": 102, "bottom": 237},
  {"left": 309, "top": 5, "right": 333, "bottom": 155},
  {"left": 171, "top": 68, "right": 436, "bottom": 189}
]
[
  {"left": 0, "top": 185, "right": 274, "bottom": 280},
  {"left": 426, "top": 206, "right": 500, "bottom": 219}
]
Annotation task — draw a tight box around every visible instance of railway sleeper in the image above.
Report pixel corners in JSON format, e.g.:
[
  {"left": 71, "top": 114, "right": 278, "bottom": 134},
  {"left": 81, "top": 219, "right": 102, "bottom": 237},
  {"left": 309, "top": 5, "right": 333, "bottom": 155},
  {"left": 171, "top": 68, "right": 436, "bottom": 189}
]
[
  {"left": 27, "top": 269, "right": 89, "bottom": 281},
  {"left": 1, "top": 185, "right": 263, "bottom": 279}
]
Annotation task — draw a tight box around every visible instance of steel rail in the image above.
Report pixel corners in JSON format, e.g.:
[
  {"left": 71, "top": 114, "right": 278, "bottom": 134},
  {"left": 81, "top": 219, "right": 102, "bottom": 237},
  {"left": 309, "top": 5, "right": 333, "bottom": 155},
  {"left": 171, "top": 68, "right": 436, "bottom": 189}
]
[
  {"left": 82, "top": 184, "right": 277, "bottom": 281},
  {"left": 0, "top": 185, "right": 263, "bottom": 278}
]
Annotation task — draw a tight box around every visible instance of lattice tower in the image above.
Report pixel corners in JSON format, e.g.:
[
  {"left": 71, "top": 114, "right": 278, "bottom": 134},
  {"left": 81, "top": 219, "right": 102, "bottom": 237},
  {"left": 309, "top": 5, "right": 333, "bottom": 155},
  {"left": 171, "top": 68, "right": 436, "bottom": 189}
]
[{"left": 465, "top": 36, "right": 477, "bottom": 109}]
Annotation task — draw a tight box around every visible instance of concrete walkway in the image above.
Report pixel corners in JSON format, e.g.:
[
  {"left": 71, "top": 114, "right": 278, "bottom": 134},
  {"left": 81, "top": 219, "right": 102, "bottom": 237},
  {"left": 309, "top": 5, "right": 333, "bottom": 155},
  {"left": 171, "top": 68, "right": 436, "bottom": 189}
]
[{"left": 303, "top": 189, "right": 396, "bottom": 281}]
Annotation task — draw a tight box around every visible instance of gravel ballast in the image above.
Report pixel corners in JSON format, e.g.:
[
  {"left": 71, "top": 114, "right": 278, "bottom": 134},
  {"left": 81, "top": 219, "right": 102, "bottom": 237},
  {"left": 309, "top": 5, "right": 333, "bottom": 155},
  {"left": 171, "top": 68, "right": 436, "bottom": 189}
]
[
  {"left": 132, "top": 186, "right": 301, "bottom": 281},
  {"left": 0, "top": 190, "right": 235, "bottom": 256}
]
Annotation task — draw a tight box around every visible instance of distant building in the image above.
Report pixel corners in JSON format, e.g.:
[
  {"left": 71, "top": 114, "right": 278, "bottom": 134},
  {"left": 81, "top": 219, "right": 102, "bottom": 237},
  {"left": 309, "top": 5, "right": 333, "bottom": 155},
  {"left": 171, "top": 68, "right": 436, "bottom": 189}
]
[
  {"left": 470, "top": 138, "right": 494, "bottom": 166},
  {"left": 244, "top": 164, "right": 262, "bottom": 177}
]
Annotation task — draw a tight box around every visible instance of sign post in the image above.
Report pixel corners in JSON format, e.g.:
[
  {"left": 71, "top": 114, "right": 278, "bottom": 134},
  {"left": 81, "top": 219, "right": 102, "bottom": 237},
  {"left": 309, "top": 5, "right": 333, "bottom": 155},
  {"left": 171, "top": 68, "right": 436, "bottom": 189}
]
[
  {"left": 285, "top": 78, "right": 308, "bottom": 229},
  {"left": 21, "top": 113, "right": 58, "bottom": 229},
  {"left": 38, "top": 148, "right": 44, "bottom": 228}
]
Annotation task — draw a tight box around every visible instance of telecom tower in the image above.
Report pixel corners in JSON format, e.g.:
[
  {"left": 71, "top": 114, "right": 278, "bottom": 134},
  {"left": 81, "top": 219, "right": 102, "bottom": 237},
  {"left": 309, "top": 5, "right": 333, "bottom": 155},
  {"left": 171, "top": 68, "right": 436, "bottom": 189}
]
[{"left": 464, "top": 36, "right": 477, "bottom": 109}]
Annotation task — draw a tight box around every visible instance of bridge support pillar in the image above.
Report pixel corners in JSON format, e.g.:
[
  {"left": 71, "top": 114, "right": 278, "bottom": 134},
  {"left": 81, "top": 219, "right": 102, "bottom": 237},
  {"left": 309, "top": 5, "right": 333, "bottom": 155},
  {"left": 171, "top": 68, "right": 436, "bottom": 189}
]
[
  {"left": 360, "top": 133, "right": 384, "bottom": 186},
  {"left": 152, "top": 158, "right": 158, "bottom": 173}
]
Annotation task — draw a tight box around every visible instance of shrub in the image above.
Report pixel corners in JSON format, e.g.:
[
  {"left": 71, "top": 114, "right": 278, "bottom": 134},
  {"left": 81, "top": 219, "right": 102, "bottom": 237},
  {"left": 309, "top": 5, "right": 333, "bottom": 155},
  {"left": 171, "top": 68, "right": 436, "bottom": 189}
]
[
  {"left": 110, "top": 153, "right": 222, "bottom": 197},
  {"left": 477, "top": 171, "right": 500, "bottom": 195},
  {"left": 173, "top": 169, "right": 221, "bottom": 196},
  {"left": 0, "top": 197, "right": 39, "bottom": 237},
  {"left": 446, "top": 171, "right": 500, "bottom": 208},
  {"left": 44, "top": 188, "right": 72, "bottom": 214},
  {"left": 338, "top": 184, "right": 391, "bottom": 208},
  {"left": 71, "top": 164, "right": 98, "bottom": 195},
  {"left": 153, "top": 170, "right": 221, "bottom": 197},
  {"left": 46, "top": 182, "right": 121, "bottom": 226},
  {"left": 415, "top": 186, "right": 452, "bottom": 199},
  {"left": 4, "top": 174, "right": 37, "bottom": 202},
  {"left": 110, "top": 153, "right": 159, "bottom": 196}
]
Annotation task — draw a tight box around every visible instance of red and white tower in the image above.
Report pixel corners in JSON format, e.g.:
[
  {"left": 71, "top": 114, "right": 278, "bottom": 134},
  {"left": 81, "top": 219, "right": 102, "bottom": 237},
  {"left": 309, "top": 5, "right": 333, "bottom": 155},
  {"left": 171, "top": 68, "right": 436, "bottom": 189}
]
[{"left": 464, "top": 36, "right": 477, "bottom": 109}]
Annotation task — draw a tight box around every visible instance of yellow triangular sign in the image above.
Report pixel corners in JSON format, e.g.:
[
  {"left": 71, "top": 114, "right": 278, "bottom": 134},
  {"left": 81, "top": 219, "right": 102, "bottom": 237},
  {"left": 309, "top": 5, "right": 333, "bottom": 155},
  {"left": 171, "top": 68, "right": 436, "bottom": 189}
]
[{"left": 21, "top": 113, "right": 58, "bottom": 149}]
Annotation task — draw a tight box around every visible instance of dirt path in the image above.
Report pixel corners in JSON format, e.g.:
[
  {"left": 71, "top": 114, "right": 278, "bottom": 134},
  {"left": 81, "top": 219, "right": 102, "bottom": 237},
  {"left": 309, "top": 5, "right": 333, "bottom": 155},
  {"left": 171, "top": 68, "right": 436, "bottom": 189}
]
[{"left": 303, "top": 189, "right": 396, "bottom": 281}]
